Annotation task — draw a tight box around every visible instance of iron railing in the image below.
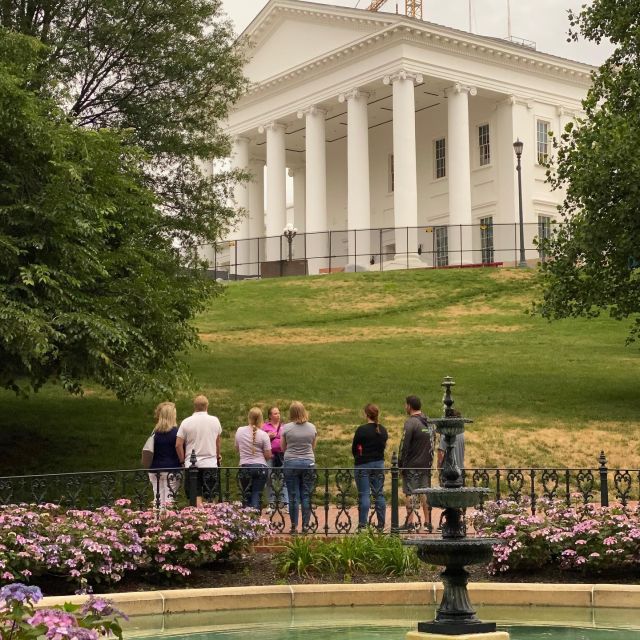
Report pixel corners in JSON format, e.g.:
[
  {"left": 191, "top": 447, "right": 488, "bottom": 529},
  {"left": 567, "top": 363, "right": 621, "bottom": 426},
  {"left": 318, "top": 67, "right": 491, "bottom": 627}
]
[
  {"left": 0, "top": 451, "right": 637, "bottom": 535},
  {"left": 202, "top": 221, "right": 558, "bottom": 280}
]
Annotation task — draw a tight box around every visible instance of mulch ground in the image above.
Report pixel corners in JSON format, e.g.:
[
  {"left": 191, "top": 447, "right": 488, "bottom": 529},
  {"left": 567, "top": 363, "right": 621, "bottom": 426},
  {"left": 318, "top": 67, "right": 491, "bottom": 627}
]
[{"left": 34, "top": 552, "right": 640, "bottom": 597}]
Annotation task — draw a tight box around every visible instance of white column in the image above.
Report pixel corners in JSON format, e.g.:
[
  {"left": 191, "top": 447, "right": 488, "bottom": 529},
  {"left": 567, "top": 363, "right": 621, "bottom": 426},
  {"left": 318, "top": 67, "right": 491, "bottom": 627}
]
[
  {"left": 259, "top": 122, "right": 287, "bottom": 262},
  {"left": 289, "top": 167, "right": 306, "bottom": 234},
  {"left": 383, "top": 70, "right": 422, "bottom": 260},
  {"left": 248, "top": 158, "right": 265, "bottom": 273},
  {"left": 339, "top": 89, "right": 371, "bottom": 266},
  {"left": 495, "top": 96, "right": 518, "bottom": 265},
  {"left": 446, "top": 83, "right": 476, "bottom": 264},
  {"left": 230, "top": 136, "right": 250, "bottom": 276},
  {"left": 496, "top": 95, "right": 537, "bottom": 265},
  {"left": 298, "top": 106, "right": 327, "bottom": 273}
]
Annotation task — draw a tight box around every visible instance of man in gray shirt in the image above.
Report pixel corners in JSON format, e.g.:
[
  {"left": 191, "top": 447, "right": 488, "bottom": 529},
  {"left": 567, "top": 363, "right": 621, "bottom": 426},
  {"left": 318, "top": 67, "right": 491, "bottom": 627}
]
[{"left": 398, "top": 395, "right": 434, "bottom": 532}]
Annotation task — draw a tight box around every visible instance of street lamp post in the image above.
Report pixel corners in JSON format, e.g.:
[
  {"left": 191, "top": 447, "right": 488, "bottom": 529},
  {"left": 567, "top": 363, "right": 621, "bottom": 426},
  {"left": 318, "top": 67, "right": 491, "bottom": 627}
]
[
  {"left": 283, "top": 223, "right": 297, "bottom": 262},
  {"left": 513, "top": 138, "right": 528, "bottom": 268}
]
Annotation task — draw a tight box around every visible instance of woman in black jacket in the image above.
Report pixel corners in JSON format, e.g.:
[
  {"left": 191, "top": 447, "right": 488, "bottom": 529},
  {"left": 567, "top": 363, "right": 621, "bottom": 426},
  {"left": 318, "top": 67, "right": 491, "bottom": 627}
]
[{"left": 352, "top": 404, "right": 388, "bottom": 530}]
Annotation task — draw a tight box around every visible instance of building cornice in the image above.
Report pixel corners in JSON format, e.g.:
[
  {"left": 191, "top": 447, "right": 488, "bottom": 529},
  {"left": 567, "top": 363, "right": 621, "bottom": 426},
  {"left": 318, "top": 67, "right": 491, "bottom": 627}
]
[{"left": 238, "top": 10, "right": 593, "bottom": 106}]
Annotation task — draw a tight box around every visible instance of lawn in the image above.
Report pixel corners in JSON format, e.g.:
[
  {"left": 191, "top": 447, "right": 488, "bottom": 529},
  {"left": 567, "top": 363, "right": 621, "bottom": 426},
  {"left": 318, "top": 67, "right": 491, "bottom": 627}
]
[{"left": 1, "top": 268, "right": 639, "bottom": 476}]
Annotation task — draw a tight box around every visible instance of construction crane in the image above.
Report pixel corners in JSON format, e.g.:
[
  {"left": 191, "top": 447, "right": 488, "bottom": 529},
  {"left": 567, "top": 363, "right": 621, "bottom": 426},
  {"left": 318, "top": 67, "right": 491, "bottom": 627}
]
[{"left": 366, "top": 0, "right": 423, "bottom": 21}]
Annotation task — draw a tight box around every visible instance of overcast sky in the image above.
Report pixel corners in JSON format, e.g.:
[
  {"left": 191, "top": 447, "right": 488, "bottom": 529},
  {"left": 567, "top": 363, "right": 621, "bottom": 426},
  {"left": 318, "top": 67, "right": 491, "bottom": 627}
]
[{"left": 221, "top": 0, "right": 612, "bottom": 66}]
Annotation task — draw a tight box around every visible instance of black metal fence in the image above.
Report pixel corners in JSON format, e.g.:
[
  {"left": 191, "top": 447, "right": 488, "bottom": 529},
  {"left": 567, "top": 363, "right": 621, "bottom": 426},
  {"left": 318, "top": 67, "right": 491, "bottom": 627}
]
[
  {"left": 0, "top": 452, "right": 637, "bottom": 535},
  {"left": 204, "top": 221, "right": 558, "bottom": 280}
]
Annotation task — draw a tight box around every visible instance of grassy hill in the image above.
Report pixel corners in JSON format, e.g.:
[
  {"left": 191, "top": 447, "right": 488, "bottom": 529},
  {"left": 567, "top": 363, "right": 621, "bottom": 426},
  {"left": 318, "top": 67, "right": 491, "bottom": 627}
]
[{"left": 2, "top": 268, "right": 639, "bottom": 476}]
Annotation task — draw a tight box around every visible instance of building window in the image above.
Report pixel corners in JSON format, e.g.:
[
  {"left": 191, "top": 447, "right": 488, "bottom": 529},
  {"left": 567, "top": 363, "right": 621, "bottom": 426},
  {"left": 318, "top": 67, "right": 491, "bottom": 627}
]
[
  {"left": 435, "top": 226, "right": 448, "bottom": 267},
  {"left": 480, "top": 216, "right": 494, "bottom": 264},
  {"left": 434, "top": 138, "right": 446, "bottom": 179},
  {"left": 538, "top": 215, "right": 552, "bottom": 261},
  {"left": 478, "top": 124, "right": 490, "bottom": 166},
  {"left": 537, "top": 120, "right": 550, "bottom": 164},
  {"left": 388, "top": 154, "right": 394, "bottom": 192}
]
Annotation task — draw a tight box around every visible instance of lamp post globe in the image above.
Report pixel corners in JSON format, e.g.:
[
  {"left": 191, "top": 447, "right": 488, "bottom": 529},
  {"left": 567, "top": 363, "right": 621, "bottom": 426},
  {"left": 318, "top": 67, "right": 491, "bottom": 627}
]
[
  {"left": 513, "top": 138, "right": 528, "bottom": 268},
  {"left": 283, "top": 223, "right": 297, "bottom": 262}
]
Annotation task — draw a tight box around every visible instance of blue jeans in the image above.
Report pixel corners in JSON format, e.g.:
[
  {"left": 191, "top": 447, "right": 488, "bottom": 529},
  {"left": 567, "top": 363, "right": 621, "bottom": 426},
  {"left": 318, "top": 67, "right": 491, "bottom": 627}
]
[
  {"left": 355, "top": 461, "right": 386, "bottom": 528},
  {"left": 239, "top": 464, "right": 269, "bottom": 510},
  {"left": 283, "top": 458, "right": 316, "bottom": 530}
]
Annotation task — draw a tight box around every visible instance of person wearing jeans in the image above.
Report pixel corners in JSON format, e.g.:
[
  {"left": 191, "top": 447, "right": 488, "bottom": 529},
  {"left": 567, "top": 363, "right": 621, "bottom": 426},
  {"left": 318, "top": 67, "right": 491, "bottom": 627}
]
[
  {"left": 281, "top": 401, "right": 317, "bottom": 534},
  {"left": 235, "top": 407, "right": 272, "bottom": 510},
  {"left": 283, "top": 459, "right": 316, "bottom": 531},
  {"left": 238, "top": 464, "right": 270, "bottom": 509},
  {"left": 352, "top": 404, "right": 388, "bottom": 530}
]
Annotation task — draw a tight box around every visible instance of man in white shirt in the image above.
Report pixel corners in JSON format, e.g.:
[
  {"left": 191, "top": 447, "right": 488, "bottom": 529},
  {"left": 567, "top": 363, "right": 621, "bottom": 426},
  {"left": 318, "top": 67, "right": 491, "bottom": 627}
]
[{"left": 176, "top": 394, "right": 222, "bottom": 505}]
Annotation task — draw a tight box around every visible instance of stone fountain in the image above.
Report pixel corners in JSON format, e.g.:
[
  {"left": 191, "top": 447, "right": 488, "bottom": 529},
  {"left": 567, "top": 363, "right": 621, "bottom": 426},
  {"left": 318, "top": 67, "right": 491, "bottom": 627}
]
[{"left": 404, "top": 377, "right": 508, "bottom": 640}]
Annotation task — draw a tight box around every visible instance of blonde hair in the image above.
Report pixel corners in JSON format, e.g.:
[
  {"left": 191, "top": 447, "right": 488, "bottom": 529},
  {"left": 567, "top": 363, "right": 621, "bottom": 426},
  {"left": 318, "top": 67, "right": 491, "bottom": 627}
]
[
  {"left": 248, "top": 407, "right": 263, "bottom": 453},
  {"left": 154, "top": 402, "right": 177, "bottom": 433},
  {"left": 193, "top": 394, "right": 208, "bottom": 412},
  {"left": 289, "top": 401, "right": 308, "bottom": 424}
]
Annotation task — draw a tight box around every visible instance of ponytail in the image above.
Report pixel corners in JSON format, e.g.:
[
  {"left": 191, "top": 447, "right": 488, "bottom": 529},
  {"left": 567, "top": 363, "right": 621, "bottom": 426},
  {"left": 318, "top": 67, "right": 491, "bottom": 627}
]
[{"left": 247, "top": 406, "right": 264, "bottom": 455}]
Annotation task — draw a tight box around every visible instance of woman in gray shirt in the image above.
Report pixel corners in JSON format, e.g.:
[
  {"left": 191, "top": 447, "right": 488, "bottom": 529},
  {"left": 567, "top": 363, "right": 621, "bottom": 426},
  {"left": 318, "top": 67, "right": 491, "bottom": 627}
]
[{"left": 281, "top": 401, "right": 317, "bottom": 534}]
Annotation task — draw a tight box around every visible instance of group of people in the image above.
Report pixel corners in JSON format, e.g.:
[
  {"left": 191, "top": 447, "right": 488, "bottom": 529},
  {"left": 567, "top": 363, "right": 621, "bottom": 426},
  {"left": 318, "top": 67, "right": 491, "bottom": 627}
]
[{"left": 142, "top": 393, "right": 464, "bottom": 534}]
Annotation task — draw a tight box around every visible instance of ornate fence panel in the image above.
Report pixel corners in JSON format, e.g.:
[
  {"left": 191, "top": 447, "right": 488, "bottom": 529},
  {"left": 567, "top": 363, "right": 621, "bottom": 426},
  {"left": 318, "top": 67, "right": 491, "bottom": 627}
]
[
  {"left": 0, "top": 451, "right": 637, "bottom": 533},
  {"left": 0, "top": 469, "right": 185, "bottom": 510}
]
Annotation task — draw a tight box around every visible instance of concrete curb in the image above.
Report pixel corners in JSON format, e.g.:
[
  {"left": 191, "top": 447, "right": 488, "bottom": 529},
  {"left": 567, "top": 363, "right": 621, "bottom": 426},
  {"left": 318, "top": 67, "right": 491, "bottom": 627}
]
[{"left": 38, "top": 583, "right": 640, "bottom": 616}]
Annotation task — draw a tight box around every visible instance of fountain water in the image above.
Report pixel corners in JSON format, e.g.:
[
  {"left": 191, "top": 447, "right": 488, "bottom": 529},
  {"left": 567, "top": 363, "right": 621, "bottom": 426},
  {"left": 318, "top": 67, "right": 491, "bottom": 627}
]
[{"left": 403, "top": 376, "right": 508, "bottom": 640}]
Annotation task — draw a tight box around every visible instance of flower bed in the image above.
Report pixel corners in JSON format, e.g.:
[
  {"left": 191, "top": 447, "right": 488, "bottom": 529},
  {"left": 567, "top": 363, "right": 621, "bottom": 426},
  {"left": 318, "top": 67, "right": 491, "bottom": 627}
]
[
  {"left": 0, "top": 583, "right": 125, "bottom": 640},
  {"left": 0, "top": 501, "right": 269, "bottom": 589},
  {"left": 473, "top": 498, "right": 640, "bottom": 575}
]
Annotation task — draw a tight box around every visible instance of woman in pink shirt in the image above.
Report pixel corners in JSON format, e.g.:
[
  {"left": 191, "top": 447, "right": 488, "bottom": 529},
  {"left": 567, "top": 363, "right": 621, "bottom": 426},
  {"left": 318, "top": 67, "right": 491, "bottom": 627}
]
[
  {"left": 262, "top": 406, "right": 289, "bottom": 512},
  {"left": 235, "top": 407, "right": 272, "bottom": 510}
]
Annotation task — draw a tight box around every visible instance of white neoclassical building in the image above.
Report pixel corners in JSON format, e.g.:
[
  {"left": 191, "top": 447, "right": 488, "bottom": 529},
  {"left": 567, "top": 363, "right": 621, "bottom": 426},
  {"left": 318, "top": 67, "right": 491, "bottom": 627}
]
[{"left": 206, "top": 0, "right": 593, "bottom": 276}]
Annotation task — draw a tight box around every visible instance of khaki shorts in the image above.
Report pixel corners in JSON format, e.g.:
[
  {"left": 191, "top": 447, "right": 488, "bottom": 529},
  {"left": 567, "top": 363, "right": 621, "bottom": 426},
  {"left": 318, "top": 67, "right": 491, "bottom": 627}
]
[{"left": 402, "top": 469, "right": 431, "bottom": 495}]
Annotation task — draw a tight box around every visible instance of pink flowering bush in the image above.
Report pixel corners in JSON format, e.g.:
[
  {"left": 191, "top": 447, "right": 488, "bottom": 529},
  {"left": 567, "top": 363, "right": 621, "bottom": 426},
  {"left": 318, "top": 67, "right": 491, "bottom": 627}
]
[
  {"left": 122, "top": 500, "right": 270, "bottom": 578},
  {"left": 473, "top": 498, "right": 640, "bottom": 575},
  {"left": 0, "top": 502, "right": 269, "bottom": 588},
  {"left": 0, "top": 583, "right": 125, "bottom": 640}
]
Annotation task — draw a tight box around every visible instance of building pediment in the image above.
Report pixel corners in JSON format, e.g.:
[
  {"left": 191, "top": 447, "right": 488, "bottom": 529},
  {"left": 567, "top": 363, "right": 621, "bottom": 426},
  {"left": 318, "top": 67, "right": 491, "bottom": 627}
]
[{"left": 240, "top": 0, "right": 395, "bottom": 83}]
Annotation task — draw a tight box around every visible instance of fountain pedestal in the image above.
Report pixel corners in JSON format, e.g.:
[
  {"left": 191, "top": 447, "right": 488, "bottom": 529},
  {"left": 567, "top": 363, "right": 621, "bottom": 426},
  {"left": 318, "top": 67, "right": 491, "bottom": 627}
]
[
  {"left": 406, "top": 632, "right": 510, "bottom": 640},
  {"left": 403, "top": 377, "right": 508, "bottom": 640}
]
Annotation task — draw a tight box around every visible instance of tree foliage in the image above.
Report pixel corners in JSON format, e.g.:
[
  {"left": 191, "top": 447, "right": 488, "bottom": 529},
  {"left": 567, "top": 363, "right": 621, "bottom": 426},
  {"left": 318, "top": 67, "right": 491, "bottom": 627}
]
[
  {"left": 0, "top": 30, "right": 220, "bottom": 399},
  {"left": 1, "top": 0, "right": 246, "bottom": 251},
  {"left": 0, "top": 0, "right": 249, "bottom": 398},
  {"left": 538, "top": 0, "right": 640, "bottom": 343}
]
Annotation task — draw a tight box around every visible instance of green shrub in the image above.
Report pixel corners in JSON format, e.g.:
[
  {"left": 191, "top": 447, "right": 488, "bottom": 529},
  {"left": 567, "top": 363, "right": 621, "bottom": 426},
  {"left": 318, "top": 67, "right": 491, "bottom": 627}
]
[{"left": 275, "top": 530, "right": 420, "bottom": 577}]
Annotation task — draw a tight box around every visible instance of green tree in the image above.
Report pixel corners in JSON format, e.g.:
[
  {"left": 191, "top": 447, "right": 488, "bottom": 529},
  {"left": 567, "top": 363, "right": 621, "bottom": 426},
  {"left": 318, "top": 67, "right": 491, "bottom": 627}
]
[
  {"left": 0, "top": 30, "right": 214, "bottom": 399},
  {"left": 1, "top": 0, "right": 245, "bottom": 252},
  {"left": 538, "top": 0, "right": 640, "bottom": 343}
]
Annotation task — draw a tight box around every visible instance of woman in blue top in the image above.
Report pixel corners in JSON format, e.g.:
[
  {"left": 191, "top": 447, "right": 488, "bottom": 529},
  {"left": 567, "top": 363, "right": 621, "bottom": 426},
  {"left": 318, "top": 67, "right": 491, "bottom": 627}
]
[{"left": 146, "top": 402, "right": 181, "bottom": 508}]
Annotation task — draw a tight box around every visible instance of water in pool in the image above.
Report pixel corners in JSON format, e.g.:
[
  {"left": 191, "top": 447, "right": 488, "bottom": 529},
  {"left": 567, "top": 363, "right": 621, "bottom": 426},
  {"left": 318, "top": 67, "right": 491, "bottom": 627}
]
[{"left": 125, "top": 605, "right": 640, "bottom": 640}]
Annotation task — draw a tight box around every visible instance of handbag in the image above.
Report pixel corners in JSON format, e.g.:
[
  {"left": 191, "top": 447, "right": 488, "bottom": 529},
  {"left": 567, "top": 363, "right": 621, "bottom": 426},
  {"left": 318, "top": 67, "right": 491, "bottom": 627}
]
[{"left": 141, "top": 433, "right": 154, "bottom": 469}]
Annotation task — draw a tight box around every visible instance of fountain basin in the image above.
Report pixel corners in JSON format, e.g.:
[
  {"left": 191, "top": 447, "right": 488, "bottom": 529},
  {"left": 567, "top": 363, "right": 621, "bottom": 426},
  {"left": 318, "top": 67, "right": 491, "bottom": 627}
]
[
  {"left": 414, "top": 487, "right": 491, "bottom": 509},
  {"left": 404, "top": 537, "right": 499, "bottom": 567},
  {"left": 428, "top": 417, "right": 471, "bottom": 437}
]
